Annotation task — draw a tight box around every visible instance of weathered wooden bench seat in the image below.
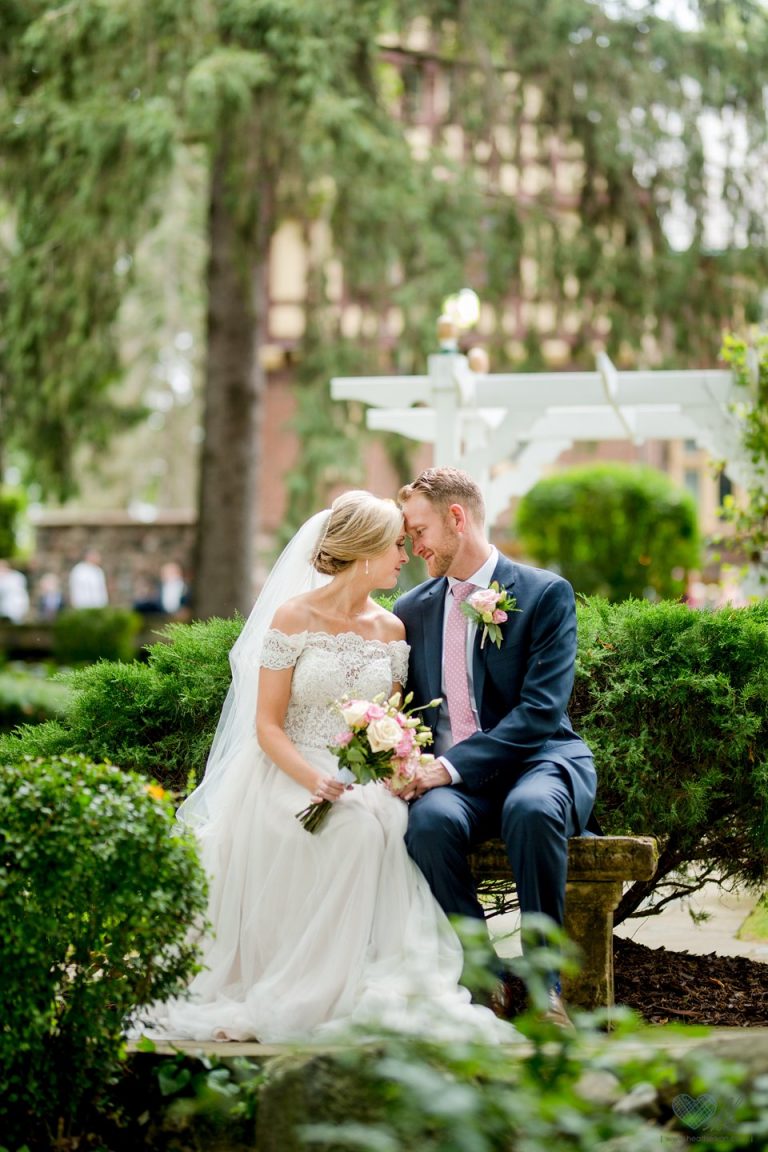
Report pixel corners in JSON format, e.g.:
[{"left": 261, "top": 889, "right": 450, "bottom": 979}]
[{"left": 468, "top": 835, "right": 659, "bottom": 1010}]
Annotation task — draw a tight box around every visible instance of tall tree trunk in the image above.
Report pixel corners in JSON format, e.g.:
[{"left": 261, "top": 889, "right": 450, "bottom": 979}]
[{"left": 193, "top": 140, "right": 272, "bottom": 619}]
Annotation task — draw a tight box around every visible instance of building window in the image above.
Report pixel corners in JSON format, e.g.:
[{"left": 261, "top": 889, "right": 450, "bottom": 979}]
[
  {"left": 717, "top": 470, "right": 733, "bottom": 518},
  {"left": 684, "top": 468, "right": 700, "bottom": 500}
]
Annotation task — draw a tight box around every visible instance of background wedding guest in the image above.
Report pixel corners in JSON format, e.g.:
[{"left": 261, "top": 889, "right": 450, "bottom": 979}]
[
  {"left": 159, "top": 561, "right": 189, "bottom": 615},
  {"left": 36, "top": 571, "right": 64, "bottom": 620},
  {"left": 132, "top": 575, "right": 163, "bottom": 615},
  {"left": 68, "top": 549, "right": 109, "bottom": 609},
  {"left": 0, "top": 559, "right": 30, "bottom": 623}
]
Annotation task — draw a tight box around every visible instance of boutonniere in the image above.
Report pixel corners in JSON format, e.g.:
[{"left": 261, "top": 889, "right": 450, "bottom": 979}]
[{"left": 462, "top": 582, "right": 520, "bottom": 649}]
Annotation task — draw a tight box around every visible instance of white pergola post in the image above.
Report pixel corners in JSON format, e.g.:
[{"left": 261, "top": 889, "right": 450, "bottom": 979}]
[
  {"left": 429, "top": 352, "right": 463, "bottom": 467},
  {"left": 330, "top": 348, "right": 747, "bottom": 528}
]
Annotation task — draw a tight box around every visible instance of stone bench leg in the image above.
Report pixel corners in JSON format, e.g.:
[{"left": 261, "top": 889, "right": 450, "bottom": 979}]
[
  {"left": 562, "top": 877, "right": 623, "bottom": 1011},
  {"left": 469, "top": 835, "right": 658, "bottom": 1011}
]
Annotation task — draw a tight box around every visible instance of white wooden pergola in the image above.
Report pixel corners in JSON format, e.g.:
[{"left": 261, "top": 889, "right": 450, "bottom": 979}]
[{"left": 331, "top": 349, "right": 746, "bottom": 526}]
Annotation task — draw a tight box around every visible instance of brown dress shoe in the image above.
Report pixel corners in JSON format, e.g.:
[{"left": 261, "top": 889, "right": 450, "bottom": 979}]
[
  {"left": 489, "top": 977, "right": 513, "bottom": 1020},
  {"left": 541, "top": 989, "right": 575, "bottom": 1030}
]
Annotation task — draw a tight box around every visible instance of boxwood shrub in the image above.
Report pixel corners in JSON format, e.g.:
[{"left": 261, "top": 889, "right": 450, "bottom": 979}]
[
  {"left": 0, "top": 753, "right": 207, "bottom": 1149},
  {"left": 516, "top": 462, "right": 700, "bottom": 601}
]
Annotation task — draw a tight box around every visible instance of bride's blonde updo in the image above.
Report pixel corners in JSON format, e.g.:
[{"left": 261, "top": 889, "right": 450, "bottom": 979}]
[{"left": 312, "top": 491, "right": 403, "bottom": 576}]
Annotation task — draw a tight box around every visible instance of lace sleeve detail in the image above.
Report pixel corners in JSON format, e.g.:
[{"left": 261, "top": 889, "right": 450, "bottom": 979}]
[
  {"left": 389, "top": 640, "right": 409, "bottom": 686},
  {"left": 260, "top": 629, "right": 307, "bottom": 670}
]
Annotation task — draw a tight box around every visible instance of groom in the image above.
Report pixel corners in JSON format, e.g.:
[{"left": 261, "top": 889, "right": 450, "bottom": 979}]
[{"left": 394, "top": 467, "right": 598, "bottom": 1025}]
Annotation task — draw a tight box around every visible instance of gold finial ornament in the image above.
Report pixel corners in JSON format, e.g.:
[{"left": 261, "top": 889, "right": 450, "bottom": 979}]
[
  {"left": 467, "top": 346, "right": 490, "bottom": 374},
  {"left": 437, "top": 313, "right": 459, "bottom": 350}
]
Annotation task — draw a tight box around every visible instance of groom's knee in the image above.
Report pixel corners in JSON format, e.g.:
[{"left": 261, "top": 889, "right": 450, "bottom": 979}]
[
  {"left": 405, "top": 794, "right": 440, "bottom": 854},
  {"left": 502, "top": 767, "right": 571, "bottom": 829},
  {"left": 406, "top": 790, "right": 467, "bottom": 859}
]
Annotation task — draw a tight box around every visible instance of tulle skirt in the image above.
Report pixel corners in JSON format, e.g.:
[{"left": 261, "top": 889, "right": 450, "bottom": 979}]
[{"left": 137, "top": 741, "right": 518, "bottom": 1045}]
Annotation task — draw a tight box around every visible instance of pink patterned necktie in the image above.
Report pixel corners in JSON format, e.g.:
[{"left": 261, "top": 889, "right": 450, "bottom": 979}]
[{"left": 444, "top": 581, "right": 478, "bottom": 744}]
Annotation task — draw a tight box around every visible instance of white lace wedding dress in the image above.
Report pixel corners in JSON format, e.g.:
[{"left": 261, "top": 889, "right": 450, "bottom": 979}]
[{"left": 141, "top": 629, "right": 517, "bottom": 1044}]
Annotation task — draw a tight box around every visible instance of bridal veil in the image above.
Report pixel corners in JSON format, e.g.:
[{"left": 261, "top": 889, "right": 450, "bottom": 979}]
[{"left": 176, "top": 509, "right": 331, "bottom": 830}]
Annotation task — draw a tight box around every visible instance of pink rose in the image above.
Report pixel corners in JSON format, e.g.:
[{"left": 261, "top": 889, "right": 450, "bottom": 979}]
[
  {"left": 468, "top": 588, "right": 500, "bottom": 615},
  {"left": 364, "top": 703, "right": 387, "bottom": 722},
  {"left": 333, "top": 730, "right": 354, "bottom": 746},
  {"left": 492, "top": 609, "right": 508, "bottom": 624},
  {"left": 395, "top": 729, "right": 415, "bottom": 758},
  {"left": 387, "top": 760, "right": 416, "bottom": 795},
  {"left": 340, "top": 699, "right": 372, "bottom": 727}
]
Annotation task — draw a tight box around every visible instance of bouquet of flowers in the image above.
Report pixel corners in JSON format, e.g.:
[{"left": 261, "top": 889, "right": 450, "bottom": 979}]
[
  {"left": 296, "top": 691, "right": 441, "bottom": 833},
  {"left": 462, "top": 581, "right": 520, "bottom": 648}
]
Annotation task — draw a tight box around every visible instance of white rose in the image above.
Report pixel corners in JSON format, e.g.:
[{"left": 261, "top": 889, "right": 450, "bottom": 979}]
[
  {"left": 340, "top": 699, "right": 371, "bottom": 727},
  {"left": 366, "top": 715, "right": 404, "bottom": 753}
]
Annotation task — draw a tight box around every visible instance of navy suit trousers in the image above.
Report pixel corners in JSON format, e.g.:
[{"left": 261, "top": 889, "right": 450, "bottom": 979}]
[{"left": 405, "top": 760, "right": 581, "bottom": 929}]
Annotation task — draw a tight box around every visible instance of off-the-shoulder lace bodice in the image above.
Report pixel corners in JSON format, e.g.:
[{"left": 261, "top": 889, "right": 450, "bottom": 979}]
[{"left": 260, "top": 629, "right": 409, "bottom": 749}]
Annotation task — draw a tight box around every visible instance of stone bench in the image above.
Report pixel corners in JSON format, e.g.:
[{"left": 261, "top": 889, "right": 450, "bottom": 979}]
[{"left": 468, "top": 835, "right": 659, "bottom": 1010}]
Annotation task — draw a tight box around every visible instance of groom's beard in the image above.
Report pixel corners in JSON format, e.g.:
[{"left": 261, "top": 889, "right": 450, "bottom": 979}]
[{"left": 423, "top": 538, "right": 459, "bottom": 578}]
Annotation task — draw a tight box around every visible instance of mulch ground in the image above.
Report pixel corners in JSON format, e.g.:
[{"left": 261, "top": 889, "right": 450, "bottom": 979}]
[
  {"left": 613, "top": 936, "right": 768, "bottom": 1026},
  {"left": 504, "top": 936, "right": 768, "bottom": 1026}
]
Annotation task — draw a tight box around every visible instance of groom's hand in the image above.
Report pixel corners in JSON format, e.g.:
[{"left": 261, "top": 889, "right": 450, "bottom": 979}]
[{"left": 401, "top": 759, "right": 451, "bottom": 801}]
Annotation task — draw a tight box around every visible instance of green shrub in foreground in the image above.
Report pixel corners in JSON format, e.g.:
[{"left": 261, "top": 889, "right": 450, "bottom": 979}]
[
  {"left": 0, "top": 753, "right": 208, "bottom": 1149},
  {"left": 149, "top": 925, "right": 768, "bottom": 1152},
  {"left": 278, "top": 1025, "right": 765, "bottom": 1152}
]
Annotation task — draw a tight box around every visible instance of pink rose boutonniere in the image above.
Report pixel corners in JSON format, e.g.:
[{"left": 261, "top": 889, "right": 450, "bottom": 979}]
[{"left": 462, "top": 581, "right": 520, "bottom": 649}]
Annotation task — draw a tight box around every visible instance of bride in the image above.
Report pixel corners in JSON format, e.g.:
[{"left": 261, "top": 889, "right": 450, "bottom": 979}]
[{"left": 140, "top": 491, "right": 518, "bottom": 1044}]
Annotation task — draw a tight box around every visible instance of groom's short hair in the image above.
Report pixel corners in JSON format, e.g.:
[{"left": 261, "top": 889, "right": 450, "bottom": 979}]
[{"left": 398, "top": 467, "right": 485, "bottom": 522}]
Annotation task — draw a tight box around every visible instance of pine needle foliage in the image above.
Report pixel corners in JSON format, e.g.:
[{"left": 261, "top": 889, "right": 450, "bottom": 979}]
[{"left": 573, "top": 597, "right": 768, "bottom": 921}]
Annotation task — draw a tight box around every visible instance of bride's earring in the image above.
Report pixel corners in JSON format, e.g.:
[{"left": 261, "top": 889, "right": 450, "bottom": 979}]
[{"left": 365, "top": 558, "right": 369, "bottom": 575}]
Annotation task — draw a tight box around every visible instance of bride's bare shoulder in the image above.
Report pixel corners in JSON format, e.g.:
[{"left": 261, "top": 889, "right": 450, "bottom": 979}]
[
  {"left": 373, "top": 606, "right": 406, "bottom": 644},
  {"left": 269, "top": 595, "right": 314, "bottom": 634}
]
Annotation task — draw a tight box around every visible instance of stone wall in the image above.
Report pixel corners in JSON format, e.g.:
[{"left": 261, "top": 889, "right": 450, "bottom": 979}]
[{"left": 27, "top": 510, "right": 197, "bottom": 612}]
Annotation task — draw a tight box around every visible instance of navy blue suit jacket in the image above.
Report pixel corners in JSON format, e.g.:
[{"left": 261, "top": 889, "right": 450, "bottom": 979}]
[{"left": 393, "top": 553, "right": 597, "bottom": 834}]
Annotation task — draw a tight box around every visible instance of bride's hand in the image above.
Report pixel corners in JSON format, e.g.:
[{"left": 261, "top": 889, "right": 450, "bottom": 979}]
[{"left": 310, "top": 774, "right": 347, "bottom": 805}]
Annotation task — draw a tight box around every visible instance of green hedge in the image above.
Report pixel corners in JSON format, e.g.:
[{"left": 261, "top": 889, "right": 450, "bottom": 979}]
[
  {"left": 572, "top": 597, "right": 768, "bottom": 920},
  {"left": 1, "top": 601, "right": 767, "bottom": 920},
  {"left": 0, "top": 616, "right": 241, "bottom": 790},
  {"left": 52, "top": 606, "right": 143, "bottom": 663},
  {"left": 0, "top": 667, "right": 72, "bottom": 731},
  {"left": 0, "top": 753, "right": 207, "bottom": 1149}
]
